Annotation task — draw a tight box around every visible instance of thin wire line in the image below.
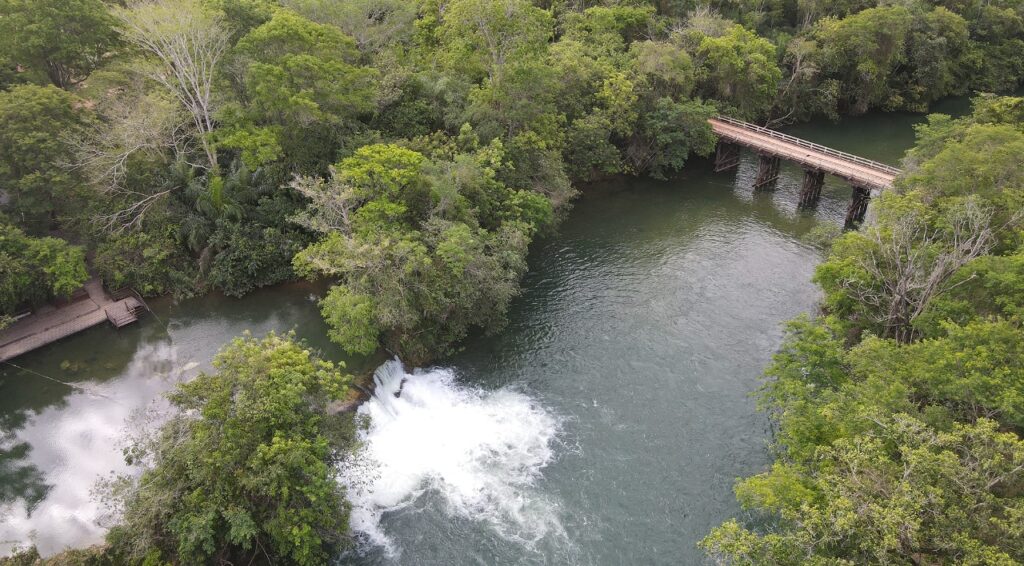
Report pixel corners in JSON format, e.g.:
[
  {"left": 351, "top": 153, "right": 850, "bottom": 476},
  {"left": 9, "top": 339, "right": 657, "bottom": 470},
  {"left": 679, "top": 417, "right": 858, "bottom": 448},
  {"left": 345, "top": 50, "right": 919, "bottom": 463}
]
[{"left": 2, "top": 360, "right": 123, "bottom": 404}]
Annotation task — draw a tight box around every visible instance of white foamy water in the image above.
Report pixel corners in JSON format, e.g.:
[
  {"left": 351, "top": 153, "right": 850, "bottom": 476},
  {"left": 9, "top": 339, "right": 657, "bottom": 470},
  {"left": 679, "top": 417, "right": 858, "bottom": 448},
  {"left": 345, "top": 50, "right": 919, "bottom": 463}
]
[{"left": 340, "top": 359, "right": 562, "bottom": 555}]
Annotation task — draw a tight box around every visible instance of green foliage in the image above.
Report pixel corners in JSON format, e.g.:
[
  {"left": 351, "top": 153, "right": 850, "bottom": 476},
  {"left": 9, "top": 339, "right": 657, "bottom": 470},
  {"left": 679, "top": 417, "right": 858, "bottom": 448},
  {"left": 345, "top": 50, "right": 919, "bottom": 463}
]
[
  {"left": 206, "top": 0, "right": 275, "bottom": 42},
  {"left": 226, "top": 10, "right": 379, "bottom": 173},
  {"left": 704, "top": 96, "right": 1024, "bottom": 565},
  {"left": 693, "top": 24, "right": 782, "bottom": 120},
  {"left": 856, "top": 320, "right": 1024, "bottom": 427},
  {"left": 0, "top": 224, "right": 88, "bottom": 314},
  {"left": 440, "top": 0, "right": 554, "bottom": 85},
  {"left": 916, "top": 243, "right": 1024, "bottom": 333},
  {"left": 0, "top": 85, "right": 91, "bottom": 231},
  {"left": 814, "top": 6, "right": 914, "bottom": 113},
  {"left": 292, "top": 141, "right": 540, "bottom": 361},
  {"left": 94, "top": 228, "right": 196, "bottom": 298},
  {"left": 207, "top": 220, "right": 304, "bottom": 297},
  {"left": 283, "top": 0, "right": 417, "bottom": 54},
  {"left": 703, "top": 416, "right": 1024, "bottom": 564},
  {"left": 626, "top": 97, "right": 717, "bottom": 179},
  {"left": 105, "top": 333, "right": 353, "bottom": 565},
  {"left": 0, "top": 0, "right": 119, "bottom": 88}
]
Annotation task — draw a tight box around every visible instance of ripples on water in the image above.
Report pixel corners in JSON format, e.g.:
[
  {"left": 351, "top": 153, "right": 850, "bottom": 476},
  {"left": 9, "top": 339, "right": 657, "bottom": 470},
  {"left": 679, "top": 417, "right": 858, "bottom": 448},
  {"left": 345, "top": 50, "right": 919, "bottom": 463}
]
[{"left": 2, "top": 102, "right": 940, "bottom": 561}]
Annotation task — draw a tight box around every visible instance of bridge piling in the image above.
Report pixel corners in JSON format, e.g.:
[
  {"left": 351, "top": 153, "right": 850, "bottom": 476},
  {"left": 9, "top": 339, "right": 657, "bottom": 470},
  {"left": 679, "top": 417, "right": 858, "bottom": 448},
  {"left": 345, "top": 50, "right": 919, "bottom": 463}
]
[
  {"left": 799, "top": 169, "right": 825, "bottom": 208},
  {"left": 707, "top": 116, "right": 900, "bottom": 223},
  {"left": 713, "top": 142, "right": 740, "bottom": 172},
  {"left": 753, "top": 153, "right": 781, "bottom": 190},
  {"left": 845, "top": 186, "right": 871, "bottom": 226}
]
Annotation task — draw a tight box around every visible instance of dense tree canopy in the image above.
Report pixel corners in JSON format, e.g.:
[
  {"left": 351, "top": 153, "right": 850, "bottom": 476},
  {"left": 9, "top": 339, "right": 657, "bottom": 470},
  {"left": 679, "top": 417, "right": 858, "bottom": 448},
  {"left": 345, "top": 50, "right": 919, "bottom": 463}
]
[
  {"left": 0, "top": 223, "right": 88, "bottom": 316},
  {"left": 1, "top": 0, "right": 1023, "bottom": 563},
  {"left": 291, "top": 138, "right": 546, "bottom": 362},
  {"left": 702, "top": 97, "right": 1024, "bottom": 565},
  {"left": 104, "top": 333, "right": 354, "bottom": 565},
  {"left": 1, "top": 0, "right": 1019, "bottom": 355},
  {"left": 0, "top": 0, "right": 120, "bottom": 89},
  {"left": 0, "top": 85, "right": 91, "bottom": 231}
]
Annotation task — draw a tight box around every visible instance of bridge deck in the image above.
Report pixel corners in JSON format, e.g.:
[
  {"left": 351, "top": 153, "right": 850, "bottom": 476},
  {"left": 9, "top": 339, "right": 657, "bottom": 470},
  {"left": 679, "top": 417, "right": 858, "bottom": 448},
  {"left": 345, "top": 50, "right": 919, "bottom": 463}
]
[{"left": 709, "top": 117, "right": 900, "bottom": 190}]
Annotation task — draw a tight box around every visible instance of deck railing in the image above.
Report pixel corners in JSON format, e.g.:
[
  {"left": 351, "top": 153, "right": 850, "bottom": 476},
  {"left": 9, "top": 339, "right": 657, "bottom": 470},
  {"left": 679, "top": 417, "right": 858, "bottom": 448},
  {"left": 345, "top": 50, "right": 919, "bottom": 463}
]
[{"left": 712, "top": 116, "right": 902, "bottom": 176}]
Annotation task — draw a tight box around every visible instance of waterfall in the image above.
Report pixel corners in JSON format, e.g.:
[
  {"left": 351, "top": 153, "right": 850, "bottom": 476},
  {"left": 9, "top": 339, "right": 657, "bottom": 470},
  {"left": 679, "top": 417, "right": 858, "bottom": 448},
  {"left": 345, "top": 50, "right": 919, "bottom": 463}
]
[{"left": 339, "top": 359, "right": 562, "bottom": 555}]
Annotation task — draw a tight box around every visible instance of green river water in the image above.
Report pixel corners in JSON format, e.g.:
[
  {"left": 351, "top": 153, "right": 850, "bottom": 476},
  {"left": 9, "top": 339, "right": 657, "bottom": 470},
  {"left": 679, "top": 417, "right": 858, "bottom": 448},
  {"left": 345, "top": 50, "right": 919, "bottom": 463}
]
[{"left": 0, "top": 98, "right": 970, "bottom": 564}]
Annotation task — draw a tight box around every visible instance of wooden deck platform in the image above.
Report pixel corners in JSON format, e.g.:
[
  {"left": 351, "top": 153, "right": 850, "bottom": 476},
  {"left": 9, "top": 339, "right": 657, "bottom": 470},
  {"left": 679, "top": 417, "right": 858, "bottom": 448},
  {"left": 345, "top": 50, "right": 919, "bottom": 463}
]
[{"left": 0, "top": 279, "right": 144, "bottom": 362}]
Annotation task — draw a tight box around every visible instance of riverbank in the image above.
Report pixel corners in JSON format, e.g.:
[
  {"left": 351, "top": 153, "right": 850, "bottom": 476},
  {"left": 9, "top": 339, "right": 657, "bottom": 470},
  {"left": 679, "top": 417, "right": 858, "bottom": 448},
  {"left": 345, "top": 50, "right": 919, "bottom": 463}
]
[
  {"left": 1, "top": 97, "right": 983, "bottom": 561},
  {"left": 0, "top": 280, "right": 144, "bottom": 363}
]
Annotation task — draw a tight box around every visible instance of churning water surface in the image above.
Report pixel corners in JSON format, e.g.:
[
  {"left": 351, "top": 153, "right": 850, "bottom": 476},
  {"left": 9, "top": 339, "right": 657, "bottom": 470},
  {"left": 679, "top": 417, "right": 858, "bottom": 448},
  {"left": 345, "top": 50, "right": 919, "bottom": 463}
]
[{"left": 1, "top": 106, "right": 944, "bottom": 563}]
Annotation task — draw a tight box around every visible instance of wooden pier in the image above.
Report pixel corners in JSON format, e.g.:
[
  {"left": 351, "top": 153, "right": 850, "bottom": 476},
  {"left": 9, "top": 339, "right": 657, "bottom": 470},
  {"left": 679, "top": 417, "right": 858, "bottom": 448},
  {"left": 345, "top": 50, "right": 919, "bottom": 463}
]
[
  {"left": 0, "top": 279, "right": 145, "bottom": 362},
  {"left": 708, "top": 116, "right": 902, "bottom": 225}
]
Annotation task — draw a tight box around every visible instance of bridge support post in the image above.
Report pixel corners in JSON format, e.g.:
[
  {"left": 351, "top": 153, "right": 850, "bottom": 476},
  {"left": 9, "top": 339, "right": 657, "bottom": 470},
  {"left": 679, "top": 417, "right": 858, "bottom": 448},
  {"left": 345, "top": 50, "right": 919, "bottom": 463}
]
[
  {"left": 845, "top": 186, "right": 871, "bottom": 226},
  {"left": 799, "top": 169, "right": 826, "bottom": 208},
  {"left": 753, "top": 153, "right": 781, "bottom": 190},
  {"left": 713, "top": 141, "right": 741, "bottom": 172}
]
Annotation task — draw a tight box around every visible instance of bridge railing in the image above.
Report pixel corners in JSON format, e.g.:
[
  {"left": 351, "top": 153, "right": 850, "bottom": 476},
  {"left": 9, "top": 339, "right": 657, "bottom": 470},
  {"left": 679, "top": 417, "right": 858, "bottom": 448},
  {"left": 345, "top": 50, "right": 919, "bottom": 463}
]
[{"left": 713, "top": 116, "right": 902, "bottom": 176}]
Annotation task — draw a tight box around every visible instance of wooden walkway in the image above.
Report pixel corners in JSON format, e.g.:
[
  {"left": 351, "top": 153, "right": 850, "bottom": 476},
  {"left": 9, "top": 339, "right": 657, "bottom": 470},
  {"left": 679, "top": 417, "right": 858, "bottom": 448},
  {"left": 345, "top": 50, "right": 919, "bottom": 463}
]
[
  {"left": 0, "top": 279, "right": 143, "bottom": 362},
  {"left": 709, "top": 117, "right": 901, "bottom": 190}
]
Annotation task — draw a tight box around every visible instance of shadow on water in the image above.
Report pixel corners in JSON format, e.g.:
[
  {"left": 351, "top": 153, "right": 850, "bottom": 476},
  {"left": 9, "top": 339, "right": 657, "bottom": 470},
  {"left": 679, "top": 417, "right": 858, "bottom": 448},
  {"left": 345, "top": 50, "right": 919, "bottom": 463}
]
[
  {"left": 0, "top": 280, "right": 375, "bottom": 556},
  {"left": 0, "top": 94, "right": 984, "bottom": 562},
  {"left": 341, "top": 98, "right": 983, "bottom": 565}
]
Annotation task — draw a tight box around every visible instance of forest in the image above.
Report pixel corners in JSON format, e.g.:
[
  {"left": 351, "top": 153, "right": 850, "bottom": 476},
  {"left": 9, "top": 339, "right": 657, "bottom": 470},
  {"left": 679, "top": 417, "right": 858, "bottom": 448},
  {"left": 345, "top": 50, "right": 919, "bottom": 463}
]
[{"left": 1, "top": 0, "right": 1023, "bottom": 564}]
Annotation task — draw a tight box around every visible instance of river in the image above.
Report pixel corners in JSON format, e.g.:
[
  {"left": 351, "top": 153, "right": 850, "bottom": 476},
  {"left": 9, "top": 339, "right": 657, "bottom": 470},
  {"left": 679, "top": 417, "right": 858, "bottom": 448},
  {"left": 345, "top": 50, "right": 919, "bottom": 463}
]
[{"left": 0, "top": 101, "right": 967, "bottom": 563}]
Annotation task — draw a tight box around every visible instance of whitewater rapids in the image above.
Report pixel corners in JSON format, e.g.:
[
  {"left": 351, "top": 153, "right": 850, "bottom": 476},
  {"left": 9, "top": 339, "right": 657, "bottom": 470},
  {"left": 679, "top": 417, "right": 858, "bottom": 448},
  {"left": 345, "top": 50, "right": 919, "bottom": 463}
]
[{"left": 339, "top": 359, "right": 562, "bottom": 555}]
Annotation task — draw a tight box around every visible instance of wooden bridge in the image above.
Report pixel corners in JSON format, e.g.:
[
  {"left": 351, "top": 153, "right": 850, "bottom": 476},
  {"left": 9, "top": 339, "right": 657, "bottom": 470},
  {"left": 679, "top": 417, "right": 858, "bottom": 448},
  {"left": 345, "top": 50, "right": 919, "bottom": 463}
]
[{"left": 708, "top": 116, "right": 902, "bottom": 224}]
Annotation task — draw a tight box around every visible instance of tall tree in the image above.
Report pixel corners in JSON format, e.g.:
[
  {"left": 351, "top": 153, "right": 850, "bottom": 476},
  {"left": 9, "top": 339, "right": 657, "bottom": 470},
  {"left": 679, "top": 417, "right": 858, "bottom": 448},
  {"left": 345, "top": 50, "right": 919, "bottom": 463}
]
[
  {"left": 113, "top": 0, "right": 231, "bottom": 169},
  {"left": 105, "top": 333, "right": 354, "bottom": 565},
  {"left": 0, "top": 0, "right": 119, "bottom": 88},
  {"left": 692, "top": 24, "right": 782, "bottom": 119},
  {"left": 223, "top": 10, "right": 378, "bottom": 173},
  {"left": 0, "top": 85, "right": 91, "bottom": 231}
]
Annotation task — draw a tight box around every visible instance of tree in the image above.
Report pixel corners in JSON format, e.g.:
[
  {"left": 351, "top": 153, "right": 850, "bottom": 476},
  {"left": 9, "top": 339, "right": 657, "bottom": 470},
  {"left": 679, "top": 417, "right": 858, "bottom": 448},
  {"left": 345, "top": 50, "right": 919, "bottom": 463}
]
[
  {"left": 915, "top": 243, "right": 1024, "bottom": 335},
  {"left": 282, "top": 0, "right": 417, "bottom": 54},
  {"left": 0, "top": 85, "right": 91, "bottom": 231},
  {"left": 630, "top": 40, "right": 696, "bottom": 99},
  {"left": 291, "top": 142, "right": 546, "bottom": 361},
  {"left": 0, "top": 0, "right": 119, "bottom": 88},
  {"left": 223, "top": 10, "right": 379, "bottom": 173},
  {"left": 93, "top": 225, "right": 197, "bottom": 297},
  {"left": 703, "top": 416, "right": 1024, "bottom": 565},
  {"left": 693, "top": 24, "right": 782, "bottom": 120},
  {"left": 113, "top": 0, "right": 231, "bottom": 169},
  {"left": 207, "top": 221, "right": 304, "bottom": 297},
  {"left": 0, "top": 224, "right": 88, "bottom": 314},
  {"left": 813, "top": 6, "right": 913, "bottom": 113},
  {"left": 561, "top": 5, "right": 656, "bottom": 58},
  {"left": 815, "top": 194, "right": 1001, "bottom": 342},
  {"left": 104, "top": 333, "right": 354, "bottom": 565},
  {"left": 626, "top": 98, "right": 717, "bottom": 179},
  {"left": 71, "top": 79, "right": 186, "bottom": 231},
  {"left": 440, "top": 0, "right": 554, "bottom": 87},
  {"left": 900, "top": 7, "right": 970, "bottom": 111},
  {"left": 855, "top": 320, "right": 1024, "bottom": 427}
]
